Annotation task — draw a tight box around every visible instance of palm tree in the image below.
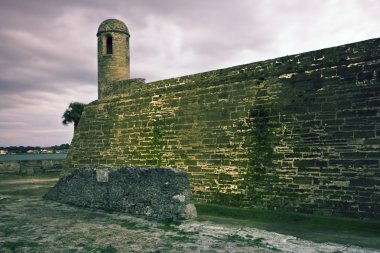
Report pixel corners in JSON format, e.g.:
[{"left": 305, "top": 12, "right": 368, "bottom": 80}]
[{"left": 62, "top": 102, "right": 85, "bottom": 129}]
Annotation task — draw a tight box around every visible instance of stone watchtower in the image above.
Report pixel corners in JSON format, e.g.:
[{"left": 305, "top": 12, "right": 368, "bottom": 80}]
[{"left": 97, "top": 19, "right": 130, "bottom": 99}]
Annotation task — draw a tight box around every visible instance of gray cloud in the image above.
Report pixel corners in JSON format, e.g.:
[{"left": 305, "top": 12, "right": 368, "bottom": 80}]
[{"left": 0, "top": 0, "right": 379, "bottom": 146}]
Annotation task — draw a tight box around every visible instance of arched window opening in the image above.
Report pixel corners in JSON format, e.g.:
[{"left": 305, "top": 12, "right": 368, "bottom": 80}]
[{"left": 106, "top": 36, "right": 113, "bottom": 55}]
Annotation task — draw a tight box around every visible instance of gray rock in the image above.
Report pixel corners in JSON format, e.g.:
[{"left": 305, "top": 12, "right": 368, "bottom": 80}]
[{"left": 43, "top": 166, "right": 197, "bottom": 220}]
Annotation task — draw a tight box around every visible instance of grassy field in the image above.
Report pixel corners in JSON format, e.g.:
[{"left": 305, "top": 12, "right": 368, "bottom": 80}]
[
  {"left": 0, "top": 173, "right": 379, "bottom": 252},
  {"left": 196, "top": 204, "right": 380, "bottom": 249}
]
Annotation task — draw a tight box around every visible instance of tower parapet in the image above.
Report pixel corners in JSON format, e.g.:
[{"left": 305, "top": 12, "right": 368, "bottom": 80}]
[{"left": 97, "top": 19, "right": 130, "bottom": 99}]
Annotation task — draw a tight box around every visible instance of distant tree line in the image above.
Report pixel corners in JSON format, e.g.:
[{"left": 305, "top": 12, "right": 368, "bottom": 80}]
[{"left": 0, "top": 144, "right": 70, "bottom": 154}]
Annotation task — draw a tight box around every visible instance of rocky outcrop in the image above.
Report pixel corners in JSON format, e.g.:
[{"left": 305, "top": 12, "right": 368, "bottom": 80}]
[{"left": 43, "top": 166, "right": 197, "bottom": 220}]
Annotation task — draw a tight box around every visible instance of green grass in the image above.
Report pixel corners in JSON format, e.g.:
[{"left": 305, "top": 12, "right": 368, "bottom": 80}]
[
  {"left": 1, "top": 174, "right": 379, "bottom": 250},
  {"left": 156, "top": 221, "right": 198, "bottom": 243},
  {"left": 78, "top": 244, "right": 118, "bottom": 253},
  {"left": 177, "top": 230, "right": 199, "bottom": 236},
  {"left": 196, "top": 203, "right": 380, "bottom": 233},
  {"left": 1, "top": 186, "right": 52, "bottom": 196},
  {"left": 1, "top": 226, "right": 17, "bottom": 236},
  {"left": 0, "top": 240, "right": 40, "bottom": 251},
  {"left": 225, "top": 234, "right": 278, "bottom": 250},
  {"left": 196, "top": 203, "right": 380, "bottom": 249},
  {"left": 156, "top": 222, "right": 179, "bottom": 232},
  {"left": 0, "top": 173, "right": 58, "bottom": 197},
  {"left": 97, "top": 245, "right": 118, "bottom": 253},
  {"left": 118, "top": 220, "right": 150, "bottom": 230},
  {"left": 170, "top": 235, "right": 196, "bottom": 243}
]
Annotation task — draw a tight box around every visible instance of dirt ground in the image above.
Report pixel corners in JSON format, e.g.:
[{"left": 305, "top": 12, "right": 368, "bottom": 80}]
[{"left": 0, "top": 174, "right": 379, "bottom": 253}]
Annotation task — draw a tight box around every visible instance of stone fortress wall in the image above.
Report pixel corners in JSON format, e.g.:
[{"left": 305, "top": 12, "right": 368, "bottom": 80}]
[{"left": 65, "top": 19, "right": 380, "bottom": 219}]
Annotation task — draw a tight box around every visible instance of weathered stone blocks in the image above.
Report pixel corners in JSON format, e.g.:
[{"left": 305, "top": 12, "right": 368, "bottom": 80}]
[
  {"left": 66, "top": 26, "right": 380, "bottom": 219},
  {"left": 44, "top": 167, "right": 197, "bottom": 220},
  {"left": 97, "top": 19, "right": 130, "bottom": 99}
]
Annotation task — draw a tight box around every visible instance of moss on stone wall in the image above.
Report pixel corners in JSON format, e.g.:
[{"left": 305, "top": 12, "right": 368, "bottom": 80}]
[
  {"left": 149, "top": 119, "right": 164, "bottom": 166},
  {"left": 243, "top": 105, "right": 281, "bottom": 206}
]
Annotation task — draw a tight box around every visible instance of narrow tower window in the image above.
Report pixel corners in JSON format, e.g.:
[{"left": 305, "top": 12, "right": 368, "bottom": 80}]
[{"left": 106, "top": 36, "right": 113, "bottom": 55}]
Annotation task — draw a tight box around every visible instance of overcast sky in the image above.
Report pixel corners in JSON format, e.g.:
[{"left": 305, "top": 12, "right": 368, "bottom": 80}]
[{"left": 0, "top": 0, "right": 379, "bottom": 147}]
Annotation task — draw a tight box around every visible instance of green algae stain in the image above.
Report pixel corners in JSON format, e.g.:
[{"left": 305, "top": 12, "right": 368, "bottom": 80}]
[
  {"left": 149, "top": 119, "right": 164, "bottom": 166},
  {"left": 243, "top": 105, "right": 280, "bottom": 204}
]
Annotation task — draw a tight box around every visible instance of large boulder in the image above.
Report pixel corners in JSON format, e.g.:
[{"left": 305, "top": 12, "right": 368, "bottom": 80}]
[{"left": 43, "top": 167, "right": 197, "bottom": 220}]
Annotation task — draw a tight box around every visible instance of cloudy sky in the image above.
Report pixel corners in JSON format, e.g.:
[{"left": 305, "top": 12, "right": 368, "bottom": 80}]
[{"left": 0, "top": 0, "right": 378, "bottom": 147}]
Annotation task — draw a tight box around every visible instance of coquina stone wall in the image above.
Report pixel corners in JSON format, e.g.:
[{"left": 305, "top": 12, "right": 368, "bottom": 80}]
[{"left": 66, "top": 38, "right": 380, "bottom": 218}]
